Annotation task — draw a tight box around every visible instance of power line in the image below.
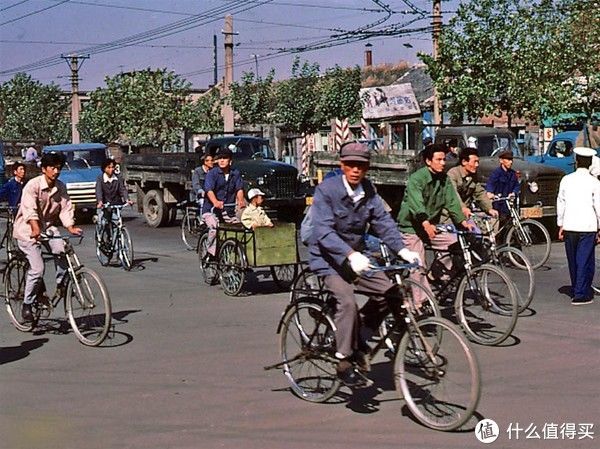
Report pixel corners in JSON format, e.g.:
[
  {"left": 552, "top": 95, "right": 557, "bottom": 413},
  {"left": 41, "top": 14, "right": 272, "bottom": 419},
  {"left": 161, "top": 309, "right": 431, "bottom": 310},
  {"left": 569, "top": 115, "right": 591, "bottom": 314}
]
[
  {"left": 0, "top": 0, "right": 70, "bottom": 27},
  {"left": 0, "top": 39, "right": 212, "bottom": 49},
  {"left": 0, "top": 0, "right": 30, "bottom": 13}
]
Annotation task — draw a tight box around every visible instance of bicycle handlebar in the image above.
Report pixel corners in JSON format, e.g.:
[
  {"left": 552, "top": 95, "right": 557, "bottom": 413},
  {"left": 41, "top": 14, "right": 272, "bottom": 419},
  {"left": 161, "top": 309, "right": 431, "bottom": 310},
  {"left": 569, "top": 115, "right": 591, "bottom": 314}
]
[
  {"left": 364, "top": 262, "right": 421, "bottom": 277},
  {"left": 100, "top": 203, "right": 129, "bottom": 210}
]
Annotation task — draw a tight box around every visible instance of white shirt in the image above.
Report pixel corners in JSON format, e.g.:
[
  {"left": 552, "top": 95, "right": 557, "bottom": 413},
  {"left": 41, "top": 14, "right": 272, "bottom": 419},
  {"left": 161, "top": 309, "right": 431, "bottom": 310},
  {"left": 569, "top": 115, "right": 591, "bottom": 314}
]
[
  {"left": 556, "top": 168, "right": 600, "bottom": 232},
  {"left": 103, "top": 173, "right": 118, "bottom": 183},
  {"left": 590, "top": 155, "right": 600, "bottom": 178},
  {"left": 342, "top": 175, "right": 365, "bottom": 203}
]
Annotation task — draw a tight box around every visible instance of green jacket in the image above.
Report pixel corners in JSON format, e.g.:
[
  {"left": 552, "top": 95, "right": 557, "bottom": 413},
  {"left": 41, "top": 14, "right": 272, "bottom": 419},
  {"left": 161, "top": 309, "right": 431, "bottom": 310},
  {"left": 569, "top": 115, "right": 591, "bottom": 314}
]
[
  {"left": 440, "top": 166, "right": 493, "bottom": 224},
  {"left": 397, "top": 166, "right": 466, "bottom": 234}
]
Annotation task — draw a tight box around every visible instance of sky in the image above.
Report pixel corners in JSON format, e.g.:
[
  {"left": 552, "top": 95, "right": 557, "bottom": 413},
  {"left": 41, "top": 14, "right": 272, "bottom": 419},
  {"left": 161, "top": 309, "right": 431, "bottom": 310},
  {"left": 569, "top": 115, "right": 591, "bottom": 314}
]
[{"left": 0, "top": 0, "right": 460, "bottom": 92}]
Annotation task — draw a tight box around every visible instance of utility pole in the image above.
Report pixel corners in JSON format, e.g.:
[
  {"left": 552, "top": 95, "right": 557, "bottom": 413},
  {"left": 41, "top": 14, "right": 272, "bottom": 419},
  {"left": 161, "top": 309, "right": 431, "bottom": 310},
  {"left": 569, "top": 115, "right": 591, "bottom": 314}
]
[
  {"left": 432, "top": 0, "right": 442, "bottom": 126},
  {"left": 252, "top": 54, "right": 259, "bottom": 78},
  {"left": 221, "top": 15, "right": 236, "bottom": 134},
  {"left": 213, "top": 34, "right": 218, "bottom": 87},
  {"left": 61, "top": 54, "right": 89, "bottom": 144}
]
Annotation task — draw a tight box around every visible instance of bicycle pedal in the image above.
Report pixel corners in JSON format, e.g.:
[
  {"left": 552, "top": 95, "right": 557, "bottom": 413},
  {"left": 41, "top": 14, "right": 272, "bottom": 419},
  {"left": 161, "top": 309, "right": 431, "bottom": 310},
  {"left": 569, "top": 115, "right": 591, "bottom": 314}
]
[{"left": 352, "top": 370, "right": 374, "bottom": 389}]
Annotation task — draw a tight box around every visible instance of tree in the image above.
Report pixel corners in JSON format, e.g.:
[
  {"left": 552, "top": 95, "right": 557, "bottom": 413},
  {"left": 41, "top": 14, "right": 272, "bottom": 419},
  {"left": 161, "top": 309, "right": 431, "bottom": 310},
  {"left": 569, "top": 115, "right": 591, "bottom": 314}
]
[
  {"left": 318, "top": 65, "right": 362, "bottom": 123},
  {"left": 0, "top": 73, "right": 70, "bottom": 142},
  {"left": 229, "top": 70, "right": 276, "bottom": 125},
  {"left": 184, "top": 88, "right": 223, "bottom": 132},
  {"left": 79, "top": 68, "right": 192, "bottom": 148}
]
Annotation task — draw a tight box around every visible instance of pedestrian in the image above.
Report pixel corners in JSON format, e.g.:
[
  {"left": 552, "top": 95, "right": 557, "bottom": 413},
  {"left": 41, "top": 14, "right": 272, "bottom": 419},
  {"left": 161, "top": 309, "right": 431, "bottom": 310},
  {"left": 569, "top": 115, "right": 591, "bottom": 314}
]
[
  {"left": 13, "top": 152, "right": 82, "bottom": 322},
  {"left": 309, "top": 141, "right": 419, "bottom": 387},
  {"left": 556, "top": 146, "right": 600, "bottom": 305},
  {"left": 201, "top": 146, "right": 245, "bottom": 257},
  {"left": 445, "top": 138, "right": 460, "bottom": 161},
  {"left": 191, "top": 151, "right": 214, "bottom": 206},
  {"left": 0, "top": 162, "right": 26, "bottom": 212},
  {"left": 485, "top": 150, "right": 520, "bottom": 217},
  {"left": 241, "top": 188, "right": 273, "bottom": 230},
  {"left": 25, "top": 145, "right": 39, "bottom": 162}
]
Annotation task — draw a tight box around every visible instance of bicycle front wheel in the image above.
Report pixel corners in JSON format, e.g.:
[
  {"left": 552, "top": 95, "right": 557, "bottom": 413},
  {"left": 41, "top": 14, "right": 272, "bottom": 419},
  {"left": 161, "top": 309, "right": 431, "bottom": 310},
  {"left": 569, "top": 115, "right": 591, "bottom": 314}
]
[
  {"left": 395, "top": 317, "right": 481, "bottom": 432},
  {"left": 66, "top": 267, "right": 112, "bottom": 346},
  {"left": 118, "top": 227, "right": 134, "bottom": 271},
  {"left": 456, "top": 264, "right": 519, "bottom": 346},
  {"left": 4, "top": 257, "right": 35, "bottom": 332},
  {"left": 95, "top": 223, "right": 112, "bottom": 266},
  {"left": 181, "top": 210, "right": 200, "bottom": 251},
  {"left": 495, "top": 246, "right": 535, "bottom": 312},
  {"left": 279, "top": 299, "right": 340, "bottom": 403},
  {"left": 505, "top": 219, "right": 551, "bottom": 269}
]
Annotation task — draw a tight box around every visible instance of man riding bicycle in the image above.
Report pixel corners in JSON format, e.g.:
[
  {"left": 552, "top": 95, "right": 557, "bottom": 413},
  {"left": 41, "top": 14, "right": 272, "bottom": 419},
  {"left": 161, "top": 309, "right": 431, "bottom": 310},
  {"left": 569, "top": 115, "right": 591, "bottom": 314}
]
[
  {"left": 95, "top": 158, "right": 131, "bottom": 232},
  {"left": 14, "top": 152, "right": 82, "bottom": 322},
  {"left": 309, "top": 142, "right": 419, "bottom": 387}
]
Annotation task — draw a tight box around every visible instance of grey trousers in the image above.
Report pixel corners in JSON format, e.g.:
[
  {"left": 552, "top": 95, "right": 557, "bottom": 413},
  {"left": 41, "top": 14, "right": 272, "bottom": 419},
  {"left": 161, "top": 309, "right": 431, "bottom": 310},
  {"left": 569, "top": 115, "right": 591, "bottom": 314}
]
[
  {"left": 18, "top": 239, "right": 68, "bottom": 305},
  {"left": 323, "top": 272, "right": 394, "bottom": 358}
]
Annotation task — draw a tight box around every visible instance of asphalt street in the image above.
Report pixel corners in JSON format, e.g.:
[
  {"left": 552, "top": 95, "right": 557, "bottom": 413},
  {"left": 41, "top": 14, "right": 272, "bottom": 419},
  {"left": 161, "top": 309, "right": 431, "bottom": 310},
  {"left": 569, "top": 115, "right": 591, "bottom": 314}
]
[{"left": 0, "top": 210, "right": 598, "bottom": 449}]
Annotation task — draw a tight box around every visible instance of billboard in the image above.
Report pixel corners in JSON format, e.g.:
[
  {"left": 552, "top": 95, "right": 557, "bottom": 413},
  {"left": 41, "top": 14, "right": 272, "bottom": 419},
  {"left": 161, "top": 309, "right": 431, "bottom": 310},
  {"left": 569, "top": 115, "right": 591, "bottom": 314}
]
[{"left": 360, "top": 83, "right": 421, "bottom": 119}]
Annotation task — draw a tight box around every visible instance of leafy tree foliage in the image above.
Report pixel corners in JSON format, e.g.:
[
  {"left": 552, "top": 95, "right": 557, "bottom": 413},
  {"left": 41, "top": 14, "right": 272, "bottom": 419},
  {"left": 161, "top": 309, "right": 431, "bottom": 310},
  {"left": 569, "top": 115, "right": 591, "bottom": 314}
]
[
  {"left": 318, "top": 65, "right": 362, "bottom": 123},
  {"left": 420, "top": 0, "right": 599, "bottom": 124},
  {"left": 184, "top": 88, "right": 223, "bottom": 132},
  {"left": 0, "top": 73, "right": 70, "bottom": 142},
  {"left": 79, "top": 68, "right": 192, "bottom": 148},
  {"left": 230, "top": 70, "right": 275, "bottom": 125}
]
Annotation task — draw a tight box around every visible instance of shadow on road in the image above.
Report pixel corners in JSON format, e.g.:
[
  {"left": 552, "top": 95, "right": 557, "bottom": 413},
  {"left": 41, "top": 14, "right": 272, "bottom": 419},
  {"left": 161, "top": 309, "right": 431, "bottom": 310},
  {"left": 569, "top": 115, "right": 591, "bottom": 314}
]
[{"left": 0, "top": 338, "right": 49, "bottom": 365}]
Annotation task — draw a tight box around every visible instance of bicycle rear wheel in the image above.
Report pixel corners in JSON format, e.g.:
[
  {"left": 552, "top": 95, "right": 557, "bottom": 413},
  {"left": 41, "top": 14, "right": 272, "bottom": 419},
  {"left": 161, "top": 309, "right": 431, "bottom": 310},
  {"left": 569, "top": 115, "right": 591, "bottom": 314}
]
[
  {"left": 495, "top": 246, "right": 535, "bottom": 312},
  {"left": 279, "top": 299, "right": 340, "bottom": 403},
  {"left": 181, "top": 210, "right": 201, "bottom": 251},
  {"left": 395, "top": 317, "right": 480, "bottom": 431},
  {"left": 505, "top": 219, "right": 551, "bottom": 269},
  {"left": 197, "top": 232, "right": 218, "bottom": 285},
  {"left": 118, "top": 227, "right": 134, "bottom": 270},
  {"left": 66, "top": 267, "right": 112, "bottom": 346},
  {"left": 4, "top": 257, "right": 35, "bottom": 332},
  {"left": 455, "top": 264, "right": 519, "bottom": 345},
  {"left": 289, "top": 266, "right": 325, "bottom": 303}
]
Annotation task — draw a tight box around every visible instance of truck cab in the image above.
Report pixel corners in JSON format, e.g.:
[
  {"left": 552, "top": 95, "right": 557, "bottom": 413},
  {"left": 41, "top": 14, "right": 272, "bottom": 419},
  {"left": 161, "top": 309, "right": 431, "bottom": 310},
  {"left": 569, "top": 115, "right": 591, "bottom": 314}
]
[
  {"left": 526, "top": 130, "right": 600, "bottom": 174},
  {"left": 42, "top": 143, "right": 109, "bottom": 216},
  {"left": 435, "top": 126, "right": 564, "bottom": 218}
]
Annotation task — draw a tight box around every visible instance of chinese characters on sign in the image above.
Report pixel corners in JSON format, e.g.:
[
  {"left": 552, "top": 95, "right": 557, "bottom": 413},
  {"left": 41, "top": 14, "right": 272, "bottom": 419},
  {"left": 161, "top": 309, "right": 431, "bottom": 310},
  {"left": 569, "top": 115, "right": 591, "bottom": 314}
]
[{"left": 360, "top": 83, "right": 421, "bottom": 119}]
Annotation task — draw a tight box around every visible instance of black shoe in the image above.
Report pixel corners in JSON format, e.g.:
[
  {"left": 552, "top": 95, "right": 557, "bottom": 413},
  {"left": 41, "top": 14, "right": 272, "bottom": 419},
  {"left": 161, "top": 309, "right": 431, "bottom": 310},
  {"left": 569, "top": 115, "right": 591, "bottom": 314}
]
[
  {"left": 336, "top": 360, "right": 371, "bottom": 387},
  {"left": 571, "top": 297, "right": 593, "bottom": 306},
  {"left": 21, "top": 303, "right": 33, "bottom": 322},
  {"left": 352, "top": 350, "right": 371, "bottom": 373}
]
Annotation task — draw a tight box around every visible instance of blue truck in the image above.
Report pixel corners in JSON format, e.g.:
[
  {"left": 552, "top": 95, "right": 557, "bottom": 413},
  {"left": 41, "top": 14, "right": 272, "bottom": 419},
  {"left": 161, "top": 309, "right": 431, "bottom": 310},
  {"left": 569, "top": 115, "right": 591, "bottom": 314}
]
[
  {"left": 42, "top": 143, "right": 109, "bottom": 217},
  {"left": 526, "top": 128, "right": 600, "bottom": 174}
]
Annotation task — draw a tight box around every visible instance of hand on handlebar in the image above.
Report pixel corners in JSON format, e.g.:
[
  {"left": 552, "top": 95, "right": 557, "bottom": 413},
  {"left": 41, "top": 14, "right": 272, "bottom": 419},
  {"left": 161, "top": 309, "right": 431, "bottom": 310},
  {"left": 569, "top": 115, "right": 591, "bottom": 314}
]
[
  {"left": 348, "top": 252, "right": 372, "bottom": 275},
  {"left": 213, "top": 200, "right": 224, "bottom": 210},
  {"left": 397, "top": 248, "right": 422, "bottom": 267},
  {"left": 422, "top": 221, "right": 438, "bottom": 240},
  {"left": 461, "top": 221, "right": 477, "bottom": 232}
]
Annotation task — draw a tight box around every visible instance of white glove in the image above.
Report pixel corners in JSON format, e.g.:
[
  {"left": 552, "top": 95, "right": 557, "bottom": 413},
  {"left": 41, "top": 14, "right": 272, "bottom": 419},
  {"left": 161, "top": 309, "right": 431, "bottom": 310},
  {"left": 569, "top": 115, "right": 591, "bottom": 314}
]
[
  {"left": 348, "top": 252, "right": 371, "bottom": 275},
  {"left": 398, "top": 248, "right": 422, "bottom": 266}
]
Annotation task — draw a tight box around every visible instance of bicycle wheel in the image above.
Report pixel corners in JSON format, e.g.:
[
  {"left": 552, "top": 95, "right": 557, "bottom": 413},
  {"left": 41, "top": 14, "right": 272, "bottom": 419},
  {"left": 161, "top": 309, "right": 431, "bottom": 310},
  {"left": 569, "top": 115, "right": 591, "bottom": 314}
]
[
  {"left": 118, "top": 227, "right": 134, "bottom": 271},
  {"left": 395, "top": 317, "right": 481, "bottom": 431},
  {"left": 4, "top": 257, "right": 35, "bottom": 332},
  {"left": 95, "top": 222, "right": 112, "bottom": 266},
  {"left": 270, "top": 264, "right": 298, "bottom": 291},
  {"left": 505, "top": 219, "right": 551, "bottom": 269},
  {"left": 181, "top": 210, "right": 201, "bottom": 251},
  {"left": 289, "top": 266, "right": 325, "bottom": 303},
  {"left": 197, "top": 232, "right": 218, "bottom": 285},
  {"left": 593, "top": 253, "right": 600, "bottom": 295},
  {"left": 66, "top": 267, "right": 112, "bottom": 346},
  {"left": 455, "top": 264, "right": 519, "bottom": 346},
  {"left": 218, "top": 239, "right": 246, "bottom": 296},
  {"left": 279, "top": 299, "right": 340, "bottom": 403},
  {"left": 378, "top": 279, "right": 441, "bottom": 354},
  {"left": 495, "top": 246, "right": 535, "bottom": 312}
]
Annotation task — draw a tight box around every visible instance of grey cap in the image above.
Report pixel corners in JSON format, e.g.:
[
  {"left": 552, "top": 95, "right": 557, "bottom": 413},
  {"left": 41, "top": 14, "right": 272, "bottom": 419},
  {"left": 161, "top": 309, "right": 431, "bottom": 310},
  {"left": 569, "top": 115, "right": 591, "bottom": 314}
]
[{"left": 340, "top": 142, "right": 370, "bottom": 162}]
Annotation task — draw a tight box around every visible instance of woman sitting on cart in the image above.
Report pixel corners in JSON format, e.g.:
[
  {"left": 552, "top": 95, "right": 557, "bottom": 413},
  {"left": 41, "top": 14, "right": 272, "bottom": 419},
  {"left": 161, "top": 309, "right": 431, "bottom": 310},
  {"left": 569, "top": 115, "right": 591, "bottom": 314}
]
[
  {"left": 241, "top": 188, "right": 273, "bottom": 230},
  {"left": 202, "top": 146, "right": 245, "bottom": 257}
]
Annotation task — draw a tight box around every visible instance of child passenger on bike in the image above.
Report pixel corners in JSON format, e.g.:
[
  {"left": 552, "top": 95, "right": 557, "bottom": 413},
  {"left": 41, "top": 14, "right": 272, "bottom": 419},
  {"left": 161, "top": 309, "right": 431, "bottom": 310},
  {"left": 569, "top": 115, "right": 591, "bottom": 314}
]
[
  {"left": 241, "top": 188, "right": 273, "bottom": 230},
  {"left": 13, "top": 152, "right": 82, "bottom": 322},
  {"left": 95, "top": 159, "right": 131, "bottom": 230}
]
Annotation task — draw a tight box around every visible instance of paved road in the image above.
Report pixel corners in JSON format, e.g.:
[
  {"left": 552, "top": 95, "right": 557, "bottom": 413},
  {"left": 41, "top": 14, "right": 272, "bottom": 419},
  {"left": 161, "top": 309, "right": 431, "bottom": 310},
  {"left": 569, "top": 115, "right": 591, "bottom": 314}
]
[{"left": 1, "top": 211, "right": 598, "bottom": 449}]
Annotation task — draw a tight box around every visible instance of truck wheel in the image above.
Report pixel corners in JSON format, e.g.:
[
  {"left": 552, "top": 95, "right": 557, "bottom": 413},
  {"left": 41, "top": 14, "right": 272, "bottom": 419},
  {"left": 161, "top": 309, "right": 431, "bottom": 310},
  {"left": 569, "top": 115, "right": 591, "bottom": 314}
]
[{"left": 143, "top": 189, "right": 168, "bottom": 227}]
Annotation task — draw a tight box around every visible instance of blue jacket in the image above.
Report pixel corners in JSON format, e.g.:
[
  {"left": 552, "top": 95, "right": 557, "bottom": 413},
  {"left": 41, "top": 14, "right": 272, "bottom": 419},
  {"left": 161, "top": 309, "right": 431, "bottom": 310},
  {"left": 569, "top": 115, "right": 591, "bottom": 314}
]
[
  {"left": 0, "top": 177, "right": 23, "bottom": 210},
  {"left": 308, "top": 175, "right": 405, "bottom": 277},
  {"left": 201, "top": 166, "right": 243, "bottom": 215},
  {"left": 485, "top": 166, "right": 520, "bottom": 214}
]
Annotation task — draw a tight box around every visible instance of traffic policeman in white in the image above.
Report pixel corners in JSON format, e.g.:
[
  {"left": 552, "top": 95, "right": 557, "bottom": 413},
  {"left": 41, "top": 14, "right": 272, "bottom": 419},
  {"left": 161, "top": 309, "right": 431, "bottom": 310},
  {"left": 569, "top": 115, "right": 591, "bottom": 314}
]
[{"left": 557, "top": 146, "right": 600, "bottom": 305}]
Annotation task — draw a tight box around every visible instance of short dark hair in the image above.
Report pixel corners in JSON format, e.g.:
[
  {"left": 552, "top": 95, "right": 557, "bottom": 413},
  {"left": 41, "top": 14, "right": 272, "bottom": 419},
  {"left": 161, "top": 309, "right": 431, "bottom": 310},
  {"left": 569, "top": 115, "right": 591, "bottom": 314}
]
[
  {"left": 421, "top": 143, "right": 447, "bottom": 162},
  {"left": 12, "top": 162, "right": 26, "bottom": 173},
  {"left": 459, "top": 147, "right": 479, "bottom": 164},
  {"left": 576, "top": 154, "right": 592, "bottom": 169},
  {"left": 445, "top": 138, "right": 458, "bottom": 148},
  {"left": 40, "top": 152, "right": 65, "bottom": 169},
  {"left": 101, "top": 158, "right": 116, "bottom": 170}
]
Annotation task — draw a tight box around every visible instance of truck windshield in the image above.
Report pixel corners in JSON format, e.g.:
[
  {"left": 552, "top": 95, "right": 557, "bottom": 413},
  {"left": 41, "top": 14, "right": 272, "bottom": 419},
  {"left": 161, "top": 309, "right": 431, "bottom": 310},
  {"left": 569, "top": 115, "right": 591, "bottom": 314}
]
[
  {"left": 467, "top": 135, "right": 521, "bottom": 158},
  {"left": 61, "top": 149, "right": 107, "bottom": 169},
  {"left": 229, "top": 140, "right": 275, "bottom": 160}
]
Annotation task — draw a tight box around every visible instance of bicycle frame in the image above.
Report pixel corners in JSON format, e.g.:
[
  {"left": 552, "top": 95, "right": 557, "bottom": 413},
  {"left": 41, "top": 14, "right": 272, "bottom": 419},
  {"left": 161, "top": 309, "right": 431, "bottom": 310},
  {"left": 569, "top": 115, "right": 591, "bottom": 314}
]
[{"left": 496, "top": 197, "right": 533, "bottom": 246}]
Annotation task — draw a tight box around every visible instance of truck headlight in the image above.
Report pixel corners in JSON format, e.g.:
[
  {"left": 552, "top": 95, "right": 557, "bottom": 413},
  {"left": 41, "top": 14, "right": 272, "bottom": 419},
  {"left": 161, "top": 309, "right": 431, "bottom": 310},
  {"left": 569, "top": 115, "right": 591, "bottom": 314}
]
[
  {"left": 528, "top": 181, "right": 539, "bottom": 193},
  {"left": 257, "top": 176, "right": 265, "bottom": 185}
]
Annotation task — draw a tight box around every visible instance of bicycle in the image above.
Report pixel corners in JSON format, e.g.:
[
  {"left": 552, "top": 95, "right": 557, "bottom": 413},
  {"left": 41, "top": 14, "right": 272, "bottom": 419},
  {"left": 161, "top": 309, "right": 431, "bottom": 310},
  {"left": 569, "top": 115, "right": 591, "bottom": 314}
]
[
  {"left": 95, "top": 203, "right": 134, "bottom": 270},
  {"left": 471, "top": 214, "right": 536, "bottom": 313},
  {"left": 178, "top": 199, "right": 205, "bottom": 251},
  {"left": 494, "top": 196, "right": 551, "bottom": 269},
  {"left": 427, "top": 224, "right": 519, "bottom": 346},
  {"left": 268, "top": 262, "right": 481, "bottom": 432},
  {"left": 4, "top": 233, "right": 112, "bottom": 346},
  {"left": 0, "top": 206, "right": 18, "bottom": 260}
]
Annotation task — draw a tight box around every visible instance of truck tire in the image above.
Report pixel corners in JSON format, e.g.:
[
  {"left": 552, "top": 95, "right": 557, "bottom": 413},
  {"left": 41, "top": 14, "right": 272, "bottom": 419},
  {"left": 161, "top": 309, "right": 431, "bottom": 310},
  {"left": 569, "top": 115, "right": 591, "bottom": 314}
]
[{"left": 142, "top": 189, "right": 168, "bottom": 227}]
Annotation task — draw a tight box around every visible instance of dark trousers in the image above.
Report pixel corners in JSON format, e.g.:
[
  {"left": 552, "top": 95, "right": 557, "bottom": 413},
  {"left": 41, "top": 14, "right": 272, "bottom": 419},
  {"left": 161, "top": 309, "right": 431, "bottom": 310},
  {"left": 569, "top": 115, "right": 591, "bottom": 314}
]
[{"left": 564, "top": 231, "right": 596, "bottom": 300}]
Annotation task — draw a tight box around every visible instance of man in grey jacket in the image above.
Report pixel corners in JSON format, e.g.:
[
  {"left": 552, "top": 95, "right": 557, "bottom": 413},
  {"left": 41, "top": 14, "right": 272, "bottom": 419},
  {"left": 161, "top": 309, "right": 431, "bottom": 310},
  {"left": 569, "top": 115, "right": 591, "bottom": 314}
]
[{"left": 308, "top": 142, "right": 419, "bottom": 387}]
